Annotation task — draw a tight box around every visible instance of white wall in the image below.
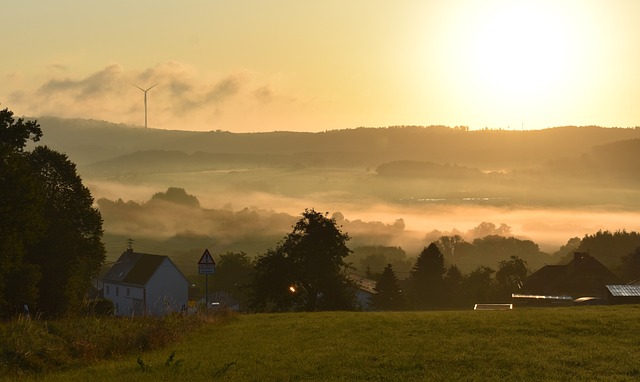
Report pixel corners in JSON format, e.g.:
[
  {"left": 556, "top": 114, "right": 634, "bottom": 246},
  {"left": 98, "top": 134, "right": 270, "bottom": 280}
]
[
  {"left": 145, "top": 258, "right": 189, "bottom": 316},
  {"left": 103, "top": 283, "right": 145, "bottom": 316}
]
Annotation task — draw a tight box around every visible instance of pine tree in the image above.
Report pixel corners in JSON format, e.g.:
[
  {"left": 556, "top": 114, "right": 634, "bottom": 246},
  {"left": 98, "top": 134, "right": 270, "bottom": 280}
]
[
  {"left": 408, "top": 243, "right": 446, "bottom": 309},
  {"left": 370, "top": 263, "right": 406, "bottom": 311}
]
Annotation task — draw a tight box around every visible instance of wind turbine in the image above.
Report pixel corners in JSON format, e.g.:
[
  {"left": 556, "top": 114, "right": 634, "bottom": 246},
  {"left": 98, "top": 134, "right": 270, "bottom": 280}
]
[{"left": 133, "top": 83, "right": 158, "bottom": 128}]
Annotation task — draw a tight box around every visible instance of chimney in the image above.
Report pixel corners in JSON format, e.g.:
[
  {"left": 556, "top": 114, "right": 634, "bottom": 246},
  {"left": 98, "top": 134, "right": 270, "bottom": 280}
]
[{"left": 573, "top": 252, "right": 587, "bottom": 262}]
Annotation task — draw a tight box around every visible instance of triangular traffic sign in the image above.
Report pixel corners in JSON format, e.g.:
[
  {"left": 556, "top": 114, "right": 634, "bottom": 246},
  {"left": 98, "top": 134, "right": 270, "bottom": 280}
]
[{"left": 198, "top": 249, "right": 216, "bottom": 265}]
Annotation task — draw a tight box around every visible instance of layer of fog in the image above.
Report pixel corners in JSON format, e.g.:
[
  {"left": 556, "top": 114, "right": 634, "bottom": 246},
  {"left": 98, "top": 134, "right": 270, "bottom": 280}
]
[{"left": 90, "top": 178, "right": 640, "bottom": 257}]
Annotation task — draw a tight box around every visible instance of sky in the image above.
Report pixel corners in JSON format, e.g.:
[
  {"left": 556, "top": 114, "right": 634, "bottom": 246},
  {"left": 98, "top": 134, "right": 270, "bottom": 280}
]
[{"left": 2, "top": 0, "right": 640, "bottom": 133}]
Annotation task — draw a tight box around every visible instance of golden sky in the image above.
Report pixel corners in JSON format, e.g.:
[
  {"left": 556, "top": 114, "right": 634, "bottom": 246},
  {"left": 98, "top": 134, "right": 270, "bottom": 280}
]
[{"left": 2, "top": 0, "right": 639, "bottom": 132}]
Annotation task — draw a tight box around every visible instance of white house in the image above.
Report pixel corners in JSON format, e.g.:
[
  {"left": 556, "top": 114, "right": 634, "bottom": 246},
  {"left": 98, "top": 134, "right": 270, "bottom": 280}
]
[{"left": 102, "top": 249, "right": 188, "bottom": 317}]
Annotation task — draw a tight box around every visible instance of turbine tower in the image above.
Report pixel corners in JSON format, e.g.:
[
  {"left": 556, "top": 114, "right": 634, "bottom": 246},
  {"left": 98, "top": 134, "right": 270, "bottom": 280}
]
[{"left": 133, "top": 83, "right": 158, "bottom": 128}]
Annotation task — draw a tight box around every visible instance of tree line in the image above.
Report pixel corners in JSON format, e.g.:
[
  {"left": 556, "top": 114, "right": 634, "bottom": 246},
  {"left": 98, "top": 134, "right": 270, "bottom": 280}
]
[{"left": 213, "top": 214, "right": 640, "bottom": 312}]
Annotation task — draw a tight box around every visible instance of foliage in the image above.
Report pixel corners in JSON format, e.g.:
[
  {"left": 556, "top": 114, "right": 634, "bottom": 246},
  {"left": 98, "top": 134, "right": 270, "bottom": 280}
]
[
  {"left": 0, "top": 108, "right": 42, "bottom": 153},
  {"left": 150, "top": 187, "right": 200, "bottom": 208},
  {"left": 563, "top": 230, "right": 640, "bottom": 274},
  {"left": 435, "top": 233, "right": 549, "bottom": 273},
  {"left": 407, "top": 243, "right": 446, "bottom": 309},
  {"left": 0, "top": 110, "right": 45, "bottom": 312},
  {"left": 26, "top": 147, "right": 105, "bottom": 316},
  {"left": 0, "top": 106, "right": 105, "bottom": 317},
  {"left": 348, "top": 245, "right": 412, "bottom": 278},
  {"left": 208, "top": 252, "right": 254, "bottom": 310},
  {"left": 250, "top": 209, "right": 357, "bottom": 312},
  {"left": 463, "top": 266, "right": 496, "bottom": 304},
  {"left": 618, "top": 246, "right": 640, "bottom": 282},
  {"left": 369, "top": 264, "right": 406, "bottom": 311},
  {"left": 495, "top": 256, "right": 529, "bottom": 300},
  {"left": 443, "top": 265, "right": 464, "bottom": 308},
  {"left": 0, "top": 310, "right": 237, "bottom": 377}
]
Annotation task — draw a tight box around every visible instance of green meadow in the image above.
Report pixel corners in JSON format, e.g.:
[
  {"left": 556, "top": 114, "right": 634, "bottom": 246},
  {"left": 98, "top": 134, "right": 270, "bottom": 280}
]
[{"left": 6, "top": 306, "right": 640, "bottom": 381}]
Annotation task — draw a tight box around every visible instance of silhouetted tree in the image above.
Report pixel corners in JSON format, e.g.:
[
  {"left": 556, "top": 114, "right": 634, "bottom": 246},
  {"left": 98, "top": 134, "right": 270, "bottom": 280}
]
[
  {"left": 209, "top": 252, "right": 254, "bottom": 310},
  {"left": 463, "top": 266, "right": 496, "bottom": 305},
  {"left": 351, "top": 245, "right": 412, "bottom": 278},
  {"left": 150, "top": 187, "right": 200, "bottom": 208},
  {"left": 564, "top": 230, "right": 640, "bottom": 273},
  {"left": 495, "top": 256, "right": 529, "bottom": 301},
  {"left": 250, "top": 209, "right": 356, "bottom": 312},
  {"left": 407, "top": 243, "right": 446, "bottom": 309},
  {"left": 26, "top": 146, "right": 105, "bottom": 316},
  {"left": 0, "top": 106, "right": 104, "bottom": 316},
  {"left": 618, "top": 246, "right": 640, "bottom": 283},
  {"left": 370, "top": 264, "right": 406, "bottom": 311},
  {"left": 443, "top": 264, "right": 465, "bottom": 308},
  {"left": 0, "top": 108, "right": 42, "bottom": 153},
  {"left": 0, "top": 148, "right": 44, "bottom": 312}
]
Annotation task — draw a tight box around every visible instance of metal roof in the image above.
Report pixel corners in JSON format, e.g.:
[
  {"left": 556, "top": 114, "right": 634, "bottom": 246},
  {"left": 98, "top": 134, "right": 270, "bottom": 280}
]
[{"left": 606, "top": 284, "right": 640, "bottom": 297}]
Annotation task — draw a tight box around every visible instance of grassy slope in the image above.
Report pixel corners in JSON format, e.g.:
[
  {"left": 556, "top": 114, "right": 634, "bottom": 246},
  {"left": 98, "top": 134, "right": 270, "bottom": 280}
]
[{"left": 15, "top": 307, "right": 640, "bottom": 382}]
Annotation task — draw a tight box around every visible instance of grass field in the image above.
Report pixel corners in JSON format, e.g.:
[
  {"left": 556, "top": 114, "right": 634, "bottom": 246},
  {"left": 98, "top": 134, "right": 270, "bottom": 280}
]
[{"left": 8, "top": 306, "right": 640, "bottom": 381}]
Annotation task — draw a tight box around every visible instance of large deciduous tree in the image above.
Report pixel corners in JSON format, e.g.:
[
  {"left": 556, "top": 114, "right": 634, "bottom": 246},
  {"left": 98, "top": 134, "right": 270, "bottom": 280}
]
[
  {"left": 0, "top": 106, "right": 105, "bottom": 317},
  {"left": 250, "top": 209, "right": 357, "bottom": 312}
]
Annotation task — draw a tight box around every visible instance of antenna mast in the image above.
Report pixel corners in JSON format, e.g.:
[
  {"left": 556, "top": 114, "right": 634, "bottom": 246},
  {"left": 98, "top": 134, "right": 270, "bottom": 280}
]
[{"left": 133, "top": 83, "right": 158, "bottom": 128}]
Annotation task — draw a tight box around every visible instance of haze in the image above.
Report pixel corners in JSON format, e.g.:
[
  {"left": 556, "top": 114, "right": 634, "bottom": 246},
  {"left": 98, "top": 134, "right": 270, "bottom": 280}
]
[
  {"left": 3, "top": 1, "right": 640, "bottom": 132},
  {"left": 31, "top": 120, "right": 640, "bottom": 275}
]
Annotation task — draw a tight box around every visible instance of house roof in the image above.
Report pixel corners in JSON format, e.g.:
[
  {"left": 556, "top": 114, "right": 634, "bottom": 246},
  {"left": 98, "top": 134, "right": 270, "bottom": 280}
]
[
  {"left": 522, "top": 252, "right": 620, "bottom": 297},
  {"left": 606, "top": 284, "right": 640, "bottom": 297},
  {"left": 103, "top": 250, "right": 174, "bottom": 286},
  {"left": 349, "top": 273, "right": 377, "bottom": 294}
]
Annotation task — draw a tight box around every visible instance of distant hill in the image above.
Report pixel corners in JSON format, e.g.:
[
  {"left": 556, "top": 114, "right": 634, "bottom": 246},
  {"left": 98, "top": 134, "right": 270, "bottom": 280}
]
[{"left": 35, "top": 117, "right": 640, "bottom": 171}]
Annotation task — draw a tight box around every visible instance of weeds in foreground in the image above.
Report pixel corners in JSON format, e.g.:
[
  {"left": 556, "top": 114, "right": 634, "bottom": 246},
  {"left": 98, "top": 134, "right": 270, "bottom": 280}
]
[
  {"left": 0, "top": 308, "right": 236, "bottom": 377},
  {"left": 135, "top": 352, "right": 235, "bottom": 377}
]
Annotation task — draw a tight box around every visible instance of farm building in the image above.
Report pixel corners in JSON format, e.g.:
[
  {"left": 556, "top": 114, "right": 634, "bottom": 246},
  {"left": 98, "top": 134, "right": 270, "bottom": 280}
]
[
  {"left": 349, "top": 273, "right": 377, "bottom": 311},
  {"left": 605, "top": 284, "right": 640, "bottom": 304},
  {"left": 102, "top": 249, "right": 188, "bottom": 316},
  {"left": 520, "top": 252, "right": 620, "bottom": 299}
]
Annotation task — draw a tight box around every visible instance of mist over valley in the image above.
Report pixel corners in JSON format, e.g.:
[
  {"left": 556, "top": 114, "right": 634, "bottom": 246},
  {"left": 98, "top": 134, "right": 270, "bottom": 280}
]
[{"left": 35, "top": 118, "right": 640, "bottom": 275}]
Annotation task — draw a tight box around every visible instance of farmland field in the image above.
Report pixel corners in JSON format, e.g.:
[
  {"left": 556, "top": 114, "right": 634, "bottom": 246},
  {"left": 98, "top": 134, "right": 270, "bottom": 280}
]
[{"left": 12, "top": 306, "right": 640, "bottom": 381}]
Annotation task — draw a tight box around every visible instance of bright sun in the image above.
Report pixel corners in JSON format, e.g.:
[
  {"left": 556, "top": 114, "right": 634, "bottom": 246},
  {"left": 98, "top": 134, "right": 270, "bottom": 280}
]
[
  {"left": 470, "top": 4, "right": 571, "bottom": 98},
  {"left": 437, "top": 1, "right": 591, "bottom": 126}
]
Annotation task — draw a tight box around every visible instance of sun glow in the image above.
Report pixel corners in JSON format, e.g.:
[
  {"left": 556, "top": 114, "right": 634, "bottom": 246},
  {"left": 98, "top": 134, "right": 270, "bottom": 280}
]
[
  {"left": 469, "top": 3, "right": 572, "bottom": 99},
  {"left": 432, "top": 0, "right": 598, "bottom": 128}
]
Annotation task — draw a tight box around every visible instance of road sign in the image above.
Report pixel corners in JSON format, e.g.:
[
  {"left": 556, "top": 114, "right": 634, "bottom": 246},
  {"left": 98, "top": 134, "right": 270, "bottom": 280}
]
[
  {"left": 198, "top": 249, "right": 216, "bottom": 275},
  {"left": 199, "top": 264, "right": 215, "bottom": 275},
  {"left": 198, "top": 249, "right": 215, "bottom": 265}
]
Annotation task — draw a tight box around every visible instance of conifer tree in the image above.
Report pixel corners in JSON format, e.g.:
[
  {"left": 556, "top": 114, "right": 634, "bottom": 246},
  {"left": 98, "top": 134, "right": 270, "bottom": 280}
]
[
  {"left": 370, "top": 263, "right": 406, "bottom": 311},
  {"left": 407, "top": 243, "right": 446, "bottom": 309}
]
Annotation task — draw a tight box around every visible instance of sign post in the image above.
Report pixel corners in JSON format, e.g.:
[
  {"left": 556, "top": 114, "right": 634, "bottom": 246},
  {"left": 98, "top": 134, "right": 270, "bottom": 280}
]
[{"left": 198, "top": 249, "right": 216, "bottom": 309}]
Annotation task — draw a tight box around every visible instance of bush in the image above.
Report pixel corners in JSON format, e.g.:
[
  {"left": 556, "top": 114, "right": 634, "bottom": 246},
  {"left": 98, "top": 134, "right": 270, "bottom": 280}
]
[{"left": 0, "top": 309, "right": 236, "bottom": 376}]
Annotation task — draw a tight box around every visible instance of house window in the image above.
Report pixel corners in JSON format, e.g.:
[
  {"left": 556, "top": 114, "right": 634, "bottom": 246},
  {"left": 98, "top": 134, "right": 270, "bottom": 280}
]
[
  {"left": 116, "top": 287, "right": 119, "bottom": 297},
  {"left": 106, "top": 285, "right": 110, "bottom": 295},
  {"left": 126, "top": 288, "right": 130, "bottom": 297}
]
